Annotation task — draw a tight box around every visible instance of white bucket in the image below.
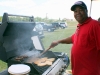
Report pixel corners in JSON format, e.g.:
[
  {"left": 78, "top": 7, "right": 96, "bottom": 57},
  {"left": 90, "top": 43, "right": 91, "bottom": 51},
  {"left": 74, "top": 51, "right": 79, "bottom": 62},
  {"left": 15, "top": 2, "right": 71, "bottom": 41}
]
[{"left": 8, "top": 64, "right": 30, "bottom": 75}]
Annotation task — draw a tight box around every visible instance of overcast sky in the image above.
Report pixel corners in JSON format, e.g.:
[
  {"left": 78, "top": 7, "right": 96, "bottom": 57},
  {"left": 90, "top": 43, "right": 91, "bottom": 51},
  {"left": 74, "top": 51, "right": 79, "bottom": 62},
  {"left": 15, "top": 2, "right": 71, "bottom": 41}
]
[{"left": 0, "top": 0, "right": 100, "bottom": 20}]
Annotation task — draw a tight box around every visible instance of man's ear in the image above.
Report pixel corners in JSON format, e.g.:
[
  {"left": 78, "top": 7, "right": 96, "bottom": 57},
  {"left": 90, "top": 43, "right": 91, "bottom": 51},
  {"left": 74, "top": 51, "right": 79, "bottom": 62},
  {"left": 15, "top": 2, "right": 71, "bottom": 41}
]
[
  {"left": 85, "top": 9, "right": 88, "bottom": 16},
  {"left": 85, "top": 9, "right": 88, "bottom": 13}
]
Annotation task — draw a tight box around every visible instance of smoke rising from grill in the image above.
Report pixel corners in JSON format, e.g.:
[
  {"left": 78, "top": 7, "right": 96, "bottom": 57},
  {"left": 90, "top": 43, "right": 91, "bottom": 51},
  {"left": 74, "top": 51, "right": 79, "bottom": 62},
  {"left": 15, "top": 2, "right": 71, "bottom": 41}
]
[{"left": 3, "top": 22, "right": 37, "bottom": 57}]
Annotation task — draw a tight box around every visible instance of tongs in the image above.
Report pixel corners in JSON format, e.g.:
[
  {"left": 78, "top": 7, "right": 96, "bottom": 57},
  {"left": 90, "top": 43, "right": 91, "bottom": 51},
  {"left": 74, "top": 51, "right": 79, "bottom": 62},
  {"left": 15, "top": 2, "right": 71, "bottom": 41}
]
[
  {"left": 32, "top": 47, "right": 51, "bottom": 63},
  {"left": 38, "top": 47, "right": 51, "bottom": 57}
]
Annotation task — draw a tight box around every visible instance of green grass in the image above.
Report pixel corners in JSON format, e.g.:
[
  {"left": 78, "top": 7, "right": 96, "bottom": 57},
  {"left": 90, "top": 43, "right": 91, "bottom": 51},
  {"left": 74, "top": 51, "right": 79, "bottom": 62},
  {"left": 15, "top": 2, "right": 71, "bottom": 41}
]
[
  {"left": 0, "top": 20, "right": 77, "bottom": 72},
  {"left": 0, "top": 60, "right": 7, "bottom": 72},
  {"left": 41, "top": 20, "right": 77, "bottom": 70},
  {"left": 42, "top": 28, "right": 76, "bottom": 70}
]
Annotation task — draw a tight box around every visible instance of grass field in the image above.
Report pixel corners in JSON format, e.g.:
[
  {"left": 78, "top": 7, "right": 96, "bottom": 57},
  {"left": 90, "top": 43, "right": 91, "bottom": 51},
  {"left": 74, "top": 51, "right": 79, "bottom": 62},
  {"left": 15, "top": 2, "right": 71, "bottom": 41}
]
[
  {"left": 0, "top": 20, "right": 77, "bottom": 72},
  {"left": 42, "top": 23, "right": 77, "bottom": 70}
]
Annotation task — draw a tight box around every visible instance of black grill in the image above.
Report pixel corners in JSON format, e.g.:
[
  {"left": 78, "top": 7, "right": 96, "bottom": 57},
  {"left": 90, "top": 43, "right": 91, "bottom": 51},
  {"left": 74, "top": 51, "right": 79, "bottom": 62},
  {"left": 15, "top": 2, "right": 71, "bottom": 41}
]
[
  {"left": 32, "top": 63, "right": 50, "bottom": 74},
  {"left": 7, "top": 50, "right": 58, "bottom": 74},
  {"left": 0, "top": 13, "right": 69, "bottom": 75}
]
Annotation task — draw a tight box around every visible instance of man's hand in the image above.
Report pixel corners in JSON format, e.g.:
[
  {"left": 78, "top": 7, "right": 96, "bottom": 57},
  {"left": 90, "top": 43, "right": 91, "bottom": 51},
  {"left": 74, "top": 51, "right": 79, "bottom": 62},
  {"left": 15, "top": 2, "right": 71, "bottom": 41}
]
[{"left": 49, "top": 41, "right": 59, "bottom": 48}]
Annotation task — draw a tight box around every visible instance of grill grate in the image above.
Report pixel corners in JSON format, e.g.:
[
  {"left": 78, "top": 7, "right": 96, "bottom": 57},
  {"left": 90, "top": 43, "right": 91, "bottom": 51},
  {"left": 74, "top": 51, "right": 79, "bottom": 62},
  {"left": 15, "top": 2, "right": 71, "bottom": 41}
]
[
  {"left": 32, "top": 63, "right": 50, "bottom": 74},
  {"left": 8, "top": 51, "right": 58, "bottom": 75}
]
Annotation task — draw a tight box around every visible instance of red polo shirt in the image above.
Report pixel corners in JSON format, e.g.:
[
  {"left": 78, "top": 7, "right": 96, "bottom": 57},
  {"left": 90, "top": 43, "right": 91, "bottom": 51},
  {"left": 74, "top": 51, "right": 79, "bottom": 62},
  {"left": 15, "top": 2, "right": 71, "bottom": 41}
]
[{"left": 71, "top": 17, "right": 100, "bottom": 75}]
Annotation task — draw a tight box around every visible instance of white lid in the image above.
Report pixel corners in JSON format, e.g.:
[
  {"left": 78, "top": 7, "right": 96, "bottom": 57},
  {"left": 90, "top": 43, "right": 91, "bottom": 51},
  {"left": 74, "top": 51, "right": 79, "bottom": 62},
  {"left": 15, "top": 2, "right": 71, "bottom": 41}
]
[{"left": 8, "top": 64, "right": 30, "bottom": 74}]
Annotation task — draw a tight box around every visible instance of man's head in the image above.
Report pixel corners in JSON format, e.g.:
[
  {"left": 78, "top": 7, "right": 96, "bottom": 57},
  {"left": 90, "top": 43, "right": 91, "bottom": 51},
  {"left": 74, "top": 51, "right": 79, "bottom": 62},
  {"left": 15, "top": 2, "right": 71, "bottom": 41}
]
[{"left": 71, "top": 1, "right": 88, "bottom": 24}]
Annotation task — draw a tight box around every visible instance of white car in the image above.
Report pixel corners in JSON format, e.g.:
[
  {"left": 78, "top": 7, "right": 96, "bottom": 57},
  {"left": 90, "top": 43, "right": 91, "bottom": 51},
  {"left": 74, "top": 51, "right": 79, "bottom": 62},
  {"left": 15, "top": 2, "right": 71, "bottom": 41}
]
[
  {"left": 59, "top": 22, "right": 67, "bottom": 29},
  {"left": 33, "top": 23, "right": 44, "bottom": 39}
]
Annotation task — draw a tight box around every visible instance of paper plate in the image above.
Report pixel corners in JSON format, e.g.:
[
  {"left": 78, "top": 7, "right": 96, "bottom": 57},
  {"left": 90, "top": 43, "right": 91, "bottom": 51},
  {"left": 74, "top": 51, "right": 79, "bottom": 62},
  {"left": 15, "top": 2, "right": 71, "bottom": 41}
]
[{"left": 8, "top": 64, "right": 30, "bottom": 74}]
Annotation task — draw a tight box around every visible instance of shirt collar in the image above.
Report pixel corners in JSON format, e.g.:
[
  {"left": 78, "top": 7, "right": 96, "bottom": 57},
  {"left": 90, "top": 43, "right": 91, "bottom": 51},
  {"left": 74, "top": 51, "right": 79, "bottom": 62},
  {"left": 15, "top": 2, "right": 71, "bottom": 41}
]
[{"left": 77, "top": 17, "right": 92, "bottom": 27}]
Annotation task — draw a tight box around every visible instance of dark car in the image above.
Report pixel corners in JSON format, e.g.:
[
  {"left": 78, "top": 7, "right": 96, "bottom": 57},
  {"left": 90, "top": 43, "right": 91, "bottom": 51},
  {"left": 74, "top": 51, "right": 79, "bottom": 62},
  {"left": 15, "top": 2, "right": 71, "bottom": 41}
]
[
  {"left": 40, "top": 22, "right": 55, "bottom": 32},
  {"left": 45, "top": 24, "right": 55, "bottom": 32},
  {"left": 51, "top": 22, "right": 60, "bottom": 29},
  {"left": 0, "top": 22, "right": 1, "bottom": 25}
]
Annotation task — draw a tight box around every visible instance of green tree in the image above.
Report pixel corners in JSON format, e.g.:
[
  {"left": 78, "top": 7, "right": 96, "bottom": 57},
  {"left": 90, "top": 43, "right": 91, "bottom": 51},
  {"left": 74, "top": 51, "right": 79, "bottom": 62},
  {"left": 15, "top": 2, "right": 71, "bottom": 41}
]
[{"left": 0, "top": 16, "right": 2, "bottom": 22}]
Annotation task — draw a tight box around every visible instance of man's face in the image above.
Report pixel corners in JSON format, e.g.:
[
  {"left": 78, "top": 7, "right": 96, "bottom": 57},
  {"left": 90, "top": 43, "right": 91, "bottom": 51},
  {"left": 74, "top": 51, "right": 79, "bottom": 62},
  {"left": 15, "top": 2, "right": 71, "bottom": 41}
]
[{"left": 73, "top": 6, "right": 87, "bottom": 23}]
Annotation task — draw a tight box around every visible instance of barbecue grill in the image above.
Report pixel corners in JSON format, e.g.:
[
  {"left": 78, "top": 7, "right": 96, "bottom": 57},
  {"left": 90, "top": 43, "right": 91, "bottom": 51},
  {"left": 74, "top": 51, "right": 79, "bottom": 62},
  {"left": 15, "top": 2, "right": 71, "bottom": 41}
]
[{"left": 0, "top": 13, "right": 69, "bottom": 75}]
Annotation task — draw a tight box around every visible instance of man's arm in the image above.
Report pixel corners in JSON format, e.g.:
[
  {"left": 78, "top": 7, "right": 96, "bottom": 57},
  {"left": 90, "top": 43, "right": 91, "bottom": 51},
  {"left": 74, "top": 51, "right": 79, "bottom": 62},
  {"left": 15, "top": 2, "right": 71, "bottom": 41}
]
[
  {"left": 49, "top": 36, "right": 72, "bottom": 48},
  {"left": 57, "top": 36, "right": 72, "bottom": 44}
]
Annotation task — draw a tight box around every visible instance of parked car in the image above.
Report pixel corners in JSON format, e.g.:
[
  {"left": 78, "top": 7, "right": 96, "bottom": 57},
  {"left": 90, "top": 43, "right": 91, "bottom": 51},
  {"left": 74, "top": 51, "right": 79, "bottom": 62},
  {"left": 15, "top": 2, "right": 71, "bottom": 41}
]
[
  {"left": 33, "top": 22, "right": 44, "bottom": 39},
  {"left": 51, "top": 22, "right": 60, "bottom": 29},
  {"left": 0, "top": 22, "right": 1, "bottom": 25},
  {"left": 40, "top": 22, "right": 55, "bottom": 32},
  {"left": 59, "top": 22, "right": 68, "bottom": 29},
  {"left": 45, "top": 24, "right": 56, "bottom": 32},
  {"left": 39, "top": 22, "right": 47, "bottom": 31}
]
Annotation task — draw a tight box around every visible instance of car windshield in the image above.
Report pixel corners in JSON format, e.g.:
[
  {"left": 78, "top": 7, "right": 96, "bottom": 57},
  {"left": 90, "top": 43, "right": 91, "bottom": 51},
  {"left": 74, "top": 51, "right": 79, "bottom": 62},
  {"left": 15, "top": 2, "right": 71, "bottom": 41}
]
[{"left": 60, "top": 23, "right": 65, "bottom": 24}]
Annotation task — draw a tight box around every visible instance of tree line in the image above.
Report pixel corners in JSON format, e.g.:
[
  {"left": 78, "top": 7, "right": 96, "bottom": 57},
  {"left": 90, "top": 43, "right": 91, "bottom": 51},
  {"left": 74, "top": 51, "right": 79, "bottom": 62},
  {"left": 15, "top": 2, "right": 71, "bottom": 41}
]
[{"left": 0, "top": 16, "right": 67, "bottom": 23}]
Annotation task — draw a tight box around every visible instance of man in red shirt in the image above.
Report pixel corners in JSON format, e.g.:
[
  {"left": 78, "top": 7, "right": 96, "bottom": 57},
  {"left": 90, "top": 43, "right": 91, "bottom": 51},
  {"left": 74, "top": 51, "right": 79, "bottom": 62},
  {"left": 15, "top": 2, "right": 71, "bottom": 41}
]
[{"left": 48, "top": 1, "right": 100, "bottom": 75}]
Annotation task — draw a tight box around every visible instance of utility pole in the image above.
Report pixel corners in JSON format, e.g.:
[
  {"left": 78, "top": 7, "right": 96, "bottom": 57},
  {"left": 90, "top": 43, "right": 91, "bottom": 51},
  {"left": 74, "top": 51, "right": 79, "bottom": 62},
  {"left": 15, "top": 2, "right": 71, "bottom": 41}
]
[
  {"left": 46, "top": 13, "right": 48, "bottom": 19},
  {"left": 46, "top": 13, "right": 48, "bottom": 23},
  {"left": 89, "top": 0, "right": 100, "bottom": 16},
  {"left": 89, "top": 0, "right": 92, "bottom": 16}
]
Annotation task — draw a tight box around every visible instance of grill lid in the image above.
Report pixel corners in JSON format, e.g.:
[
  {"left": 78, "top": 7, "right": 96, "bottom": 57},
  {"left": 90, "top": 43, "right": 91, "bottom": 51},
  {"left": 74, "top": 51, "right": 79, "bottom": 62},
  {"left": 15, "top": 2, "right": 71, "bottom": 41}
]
[{"left": 0, "top": 13, "right": 44, "bottom": 62}]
